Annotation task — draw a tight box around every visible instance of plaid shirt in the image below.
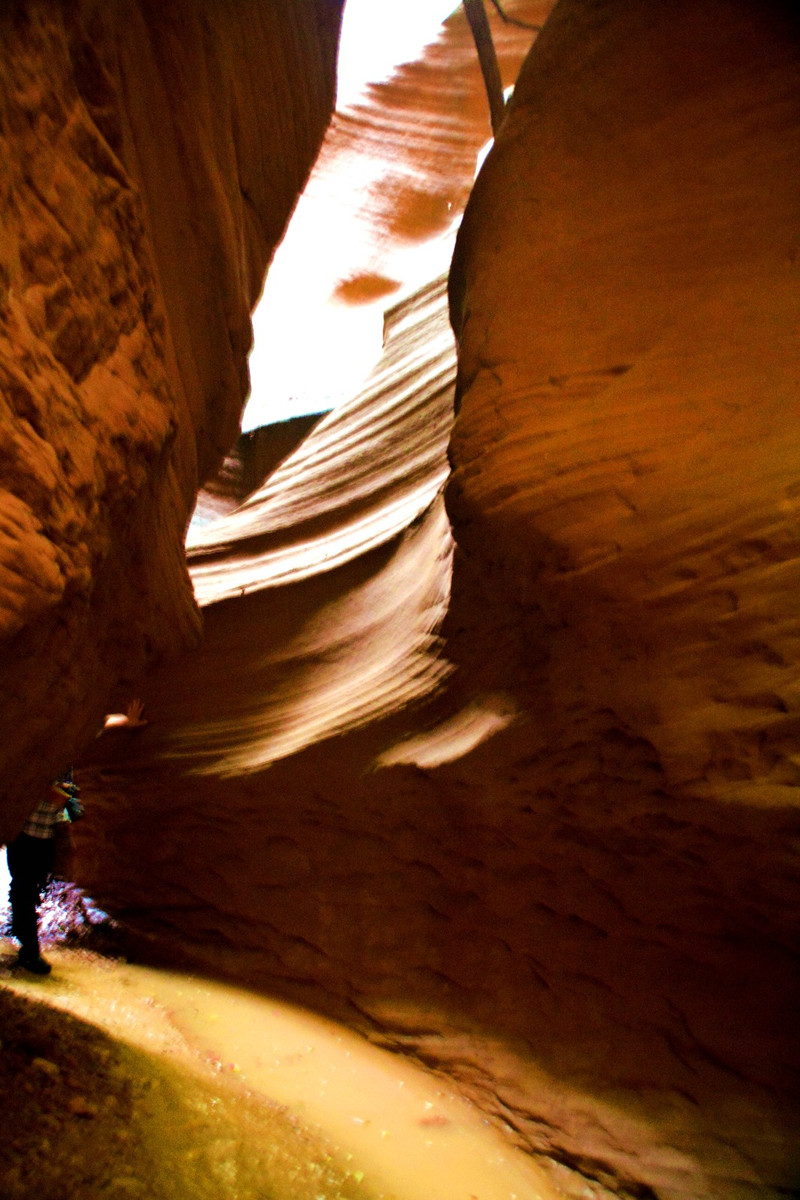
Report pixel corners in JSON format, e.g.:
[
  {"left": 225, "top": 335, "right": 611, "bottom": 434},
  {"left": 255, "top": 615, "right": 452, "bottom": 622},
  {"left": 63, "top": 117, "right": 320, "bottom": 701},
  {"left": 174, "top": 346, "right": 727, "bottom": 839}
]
[{"left": 21, "top": 786, "right": 68, "bottom": 839}]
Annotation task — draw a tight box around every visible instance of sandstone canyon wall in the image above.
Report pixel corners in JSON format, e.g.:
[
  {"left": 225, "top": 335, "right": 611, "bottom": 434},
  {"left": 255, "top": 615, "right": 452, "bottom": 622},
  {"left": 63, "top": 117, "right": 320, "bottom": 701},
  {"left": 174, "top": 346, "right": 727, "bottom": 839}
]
[
  {"left": 247, "top": 0, "right": 550, "bottom": 422},
  {"left": 0, "top": 0, "right": 343, "bottom": 834},
  {"left": 190, "top": 414, "right": 324, "bottom": 528},
  {"left": 2, "top": 1, "right": 799, "bottom": 1199},
  {"left": 444, "top": 0, "right": 800, "bottom": 1189}
]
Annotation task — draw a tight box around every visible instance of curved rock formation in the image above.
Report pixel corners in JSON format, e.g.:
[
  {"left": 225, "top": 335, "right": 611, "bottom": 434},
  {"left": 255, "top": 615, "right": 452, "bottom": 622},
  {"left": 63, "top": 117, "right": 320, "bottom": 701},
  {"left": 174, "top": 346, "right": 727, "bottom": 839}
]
[
  {"left": 189, "top": 415, "right": 323, "bottom": 529},
  {"left": 446, "top": 0, "right": 800, "bottom": 1190},
  {"left": 0, "top": 0, "right": 343, "bottom": 833},
  {"left": 450, "top": 0, "right": 800, "bottom": 801},
  {"left": 247, "top": 0, "right": 550, "bottom": 421},
  {"left": 86, "top": 275, "right": 456, "bottom": 777},
  {"left": 5, "top": 1, "right": 799, "bottom": 1197}
]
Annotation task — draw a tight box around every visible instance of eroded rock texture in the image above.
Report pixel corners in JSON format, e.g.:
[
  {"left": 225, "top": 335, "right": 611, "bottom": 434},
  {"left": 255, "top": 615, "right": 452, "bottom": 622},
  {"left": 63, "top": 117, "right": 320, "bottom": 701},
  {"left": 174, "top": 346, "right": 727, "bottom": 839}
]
[
  {"left": 189, "top": 415, "right": 323, "bottom": 528},
  {"left": 444, "top": 0, "right": 800, "bottom": 1190},
  {"left": 0, "top": 0, "right": 343, "bottom": 833},
  {"left": 449, "top": 0, "right": 800, "bottom": 801},
  {"left": 7, "top": 0, "right": 799, "bottom": 1198}
]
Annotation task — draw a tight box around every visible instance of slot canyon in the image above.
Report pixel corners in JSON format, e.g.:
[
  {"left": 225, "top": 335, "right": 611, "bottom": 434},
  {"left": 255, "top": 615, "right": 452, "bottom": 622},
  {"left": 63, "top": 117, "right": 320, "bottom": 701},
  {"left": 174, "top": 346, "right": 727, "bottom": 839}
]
[{"left": 1, "top": 1, "right": 798, "bottom": 1197}]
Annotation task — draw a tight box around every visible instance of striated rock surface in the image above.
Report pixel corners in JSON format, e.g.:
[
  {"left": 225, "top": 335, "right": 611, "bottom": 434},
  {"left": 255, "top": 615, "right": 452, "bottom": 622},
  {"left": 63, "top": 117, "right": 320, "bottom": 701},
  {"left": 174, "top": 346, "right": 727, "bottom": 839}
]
[
  {"left": 444, "top": 0, "right": 800, "bottom": 1191},
  {"left": 449, "top": 0, "right": 800, "bottom": 799},
  {"left": 133, "top": 276, "right": 456, "bottom": 768},
  {"left": 189, "top": 415, "right": 324, "bottom": 529},
  {"left": 0, "top": 0, "right": 343, "bottom": 834},
  {"left": 5, "top": 0, "right": 798, "bottom": 1197},
  {"left": 247, "top": 0, "right": 551, "bottom": 421}
]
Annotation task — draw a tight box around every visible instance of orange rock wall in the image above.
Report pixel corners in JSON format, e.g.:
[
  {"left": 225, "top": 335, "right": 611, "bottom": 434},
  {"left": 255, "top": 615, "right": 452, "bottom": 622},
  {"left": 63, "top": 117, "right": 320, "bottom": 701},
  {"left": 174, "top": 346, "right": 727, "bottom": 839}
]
[
  {"left": 442, "top": 0, "right": 800, "bottom": 1186},
  {"left": 313, "top": 0, "right": 552, "bottom": 303},
  {"left": 0, "top": 0, "right": 342, "bottom": 834},
  {"left": 449, "top": 0, "right": 800, "bottom": 801},
  {"left": 9, "top": 1, "right": 799, "bottom": 1196}
]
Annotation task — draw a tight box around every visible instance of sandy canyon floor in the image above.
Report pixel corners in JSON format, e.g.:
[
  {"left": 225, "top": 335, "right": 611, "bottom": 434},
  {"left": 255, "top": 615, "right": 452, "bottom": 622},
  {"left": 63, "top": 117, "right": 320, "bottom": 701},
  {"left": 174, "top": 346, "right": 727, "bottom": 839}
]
[{"left": 0, "top": 932, "right": 559, "bottom": 1200}]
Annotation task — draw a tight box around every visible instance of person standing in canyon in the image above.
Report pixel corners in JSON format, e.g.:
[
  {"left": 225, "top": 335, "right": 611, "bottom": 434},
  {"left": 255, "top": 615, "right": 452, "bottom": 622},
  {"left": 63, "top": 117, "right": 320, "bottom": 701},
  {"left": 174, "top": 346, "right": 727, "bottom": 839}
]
[
  {"left": 5, "top": 700, "right": 147, "bottom": 975},
  {"left": 5, "top": 773, "right": 78, "bottom": 975}
]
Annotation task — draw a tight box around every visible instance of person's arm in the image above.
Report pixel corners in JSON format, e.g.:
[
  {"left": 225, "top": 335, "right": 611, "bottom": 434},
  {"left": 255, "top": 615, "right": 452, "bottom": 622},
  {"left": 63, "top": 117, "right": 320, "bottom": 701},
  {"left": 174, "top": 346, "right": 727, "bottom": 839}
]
[
  {"left": 104, "top": 699, "right": 148, "bottom": 729},
  {"left": 46, "top": 781, "right": 72, "bottom": 809}
]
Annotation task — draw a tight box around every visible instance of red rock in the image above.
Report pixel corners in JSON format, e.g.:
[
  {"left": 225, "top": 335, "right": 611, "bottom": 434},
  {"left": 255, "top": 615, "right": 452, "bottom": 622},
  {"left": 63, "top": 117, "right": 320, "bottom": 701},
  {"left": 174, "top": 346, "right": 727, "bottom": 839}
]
[
  {"left": 0, "top": 0, "right": 344, "bottom": 832},
  {"left": 67, "top": 1094, "right": 98, "bottom": 1117},
  {"left": 3, "top": 2, "right": 799, "bottom": 1197}
]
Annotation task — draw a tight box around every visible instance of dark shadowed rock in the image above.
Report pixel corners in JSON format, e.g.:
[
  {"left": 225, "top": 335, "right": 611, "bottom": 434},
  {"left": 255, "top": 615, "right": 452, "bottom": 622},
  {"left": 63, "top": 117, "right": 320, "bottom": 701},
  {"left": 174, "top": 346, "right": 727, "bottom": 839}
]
[
  {"left": 0, "top": 0, "right": 343, "bottom": 833},
  {"left": 3, "top": 1, "right": 799, "bottom": 1196}
]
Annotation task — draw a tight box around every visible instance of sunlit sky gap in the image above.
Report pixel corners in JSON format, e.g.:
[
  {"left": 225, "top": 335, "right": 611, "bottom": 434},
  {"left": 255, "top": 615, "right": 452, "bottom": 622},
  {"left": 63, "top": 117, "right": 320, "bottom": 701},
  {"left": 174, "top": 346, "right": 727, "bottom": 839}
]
[
  {"left": 336, "top": 0, "right": 462, "bottom": 109},
  {"left": 243, "top": 1, "right": 462, "bottom": 432}
]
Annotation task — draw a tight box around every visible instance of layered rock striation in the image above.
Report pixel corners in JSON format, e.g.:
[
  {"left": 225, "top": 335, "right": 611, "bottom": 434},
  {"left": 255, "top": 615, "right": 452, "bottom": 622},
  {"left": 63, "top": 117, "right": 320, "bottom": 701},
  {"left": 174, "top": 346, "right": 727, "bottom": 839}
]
[
  {"left": 189, "top": 415, "right": 324, "bottom": 529},
  {"left": 449, "top": 0, "right": 800, "bottom": 800},
  {"left": 248, "top": 0, "right": 550, "bottom": 419},
  {"left": 445, "top": 0, "right": 800, "bottom": 1190},
  {"left": 0, "top": 0, "right": 343, "bottom": 833},
  {"left": 4, "top": 0, "right": 799, "bottom": 1197}
]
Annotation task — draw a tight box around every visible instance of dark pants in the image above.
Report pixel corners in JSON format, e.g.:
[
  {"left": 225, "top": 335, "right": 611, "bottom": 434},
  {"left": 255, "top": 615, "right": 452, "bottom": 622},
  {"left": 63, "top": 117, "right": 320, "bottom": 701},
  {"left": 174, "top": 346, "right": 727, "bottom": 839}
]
[{"left": 7, "top": 833, "right": 55, "bottom": 956}]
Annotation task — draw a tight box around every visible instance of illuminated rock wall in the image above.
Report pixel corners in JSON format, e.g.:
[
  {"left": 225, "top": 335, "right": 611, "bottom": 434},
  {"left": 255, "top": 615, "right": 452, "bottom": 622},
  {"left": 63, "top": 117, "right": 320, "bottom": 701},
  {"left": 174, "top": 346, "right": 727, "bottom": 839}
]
[
  {"left": 0, "top": 0, "right": 343, "bottom": 833},
  {"left": 7, "top": 0, "right": 798, "bottom": 1196},
  {"left": 444, "top": 0, "right": 800, "bottom": 1191},
  {"left": 449, "top": 0, "right": 800, "bottom": 801}
]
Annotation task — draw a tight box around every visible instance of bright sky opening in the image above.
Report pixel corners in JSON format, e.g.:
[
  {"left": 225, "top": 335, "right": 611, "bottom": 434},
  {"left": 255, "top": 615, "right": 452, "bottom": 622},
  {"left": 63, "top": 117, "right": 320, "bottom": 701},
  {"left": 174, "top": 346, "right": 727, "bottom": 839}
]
[
  {"left": 243, "top": 1, "right": 462, "bottom": 432},
  {"left": 336, "top": 0, "right": 462, "bottom": 109}
]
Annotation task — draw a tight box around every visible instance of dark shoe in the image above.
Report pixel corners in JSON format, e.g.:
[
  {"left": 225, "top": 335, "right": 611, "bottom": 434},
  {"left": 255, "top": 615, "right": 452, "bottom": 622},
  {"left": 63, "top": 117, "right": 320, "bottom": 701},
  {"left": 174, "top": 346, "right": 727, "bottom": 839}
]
[{"left": 17, "top": 952, "right": 51, "bottom": 976}]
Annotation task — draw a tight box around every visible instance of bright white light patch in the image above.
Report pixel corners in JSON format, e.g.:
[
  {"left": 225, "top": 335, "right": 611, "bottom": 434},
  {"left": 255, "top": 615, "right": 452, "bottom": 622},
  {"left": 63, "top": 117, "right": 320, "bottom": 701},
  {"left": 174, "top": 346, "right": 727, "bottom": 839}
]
[
  {"left": 337, "top": 0, "right": 462, "bottom": 109},
  {"left": 243, "top": 1, "right": 462, "bottom": 430}
]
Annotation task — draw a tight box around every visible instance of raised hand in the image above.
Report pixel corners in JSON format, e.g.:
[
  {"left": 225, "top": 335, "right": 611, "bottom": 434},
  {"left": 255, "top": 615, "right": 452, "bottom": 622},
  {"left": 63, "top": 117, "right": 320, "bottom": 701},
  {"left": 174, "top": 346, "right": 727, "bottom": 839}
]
[
  {"left": 124, "top": 698, "right": 147, "bottom": 727},
  {"left": 104, "top": 698, "right": 148, "bottom": 729}
]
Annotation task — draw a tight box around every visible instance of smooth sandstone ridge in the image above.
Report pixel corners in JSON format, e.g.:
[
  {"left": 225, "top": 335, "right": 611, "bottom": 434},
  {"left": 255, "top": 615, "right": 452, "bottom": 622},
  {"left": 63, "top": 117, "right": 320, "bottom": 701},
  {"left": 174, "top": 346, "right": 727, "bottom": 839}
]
[
  {"left": 0, "top": 0, "right": 343, "bottom": 831},
  {"left": 3, "top": 1, "right": 799, "bottom": 1198},
  {"left": 449, "top": 0, "right": 800, "bottom": 799}
]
